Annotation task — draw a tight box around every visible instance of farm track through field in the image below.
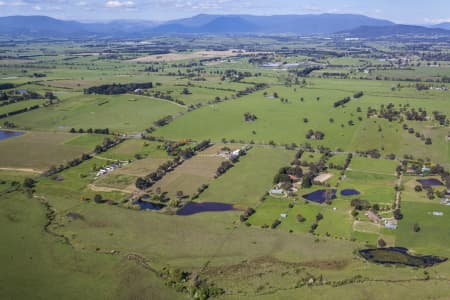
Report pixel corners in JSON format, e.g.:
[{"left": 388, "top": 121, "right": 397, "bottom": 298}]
[
  {"left": 347, "top": 168, "right": 397, "bottom": 176},
  {"left": 93, "top": 155, "right": 129, "bottom": 163},
  {"left": 141, "top": 95, "right": 187, "bottom": 108},
  {"left": 88, "top": 183, "right": 132, "bottom": 194},
  {"left": 0, "top": 167, "right": 42, "bottom": 173}
]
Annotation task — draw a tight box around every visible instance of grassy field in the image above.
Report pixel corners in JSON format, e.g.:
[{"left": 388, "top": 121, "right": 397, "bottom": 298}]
[
  {"left": 197, "top": 147, "right": 294, "bottom": 207},
  {"left": 0, "top": 191, "right": 183, "bottom": 300},
  {"left": 4, "top": 94, "right": 184, "bottom": 133},
  {"left": 0, "top": 131, "right": 104, "bottom": 170},
  {"left": 1, "top": 38, "right": 450, "bottom": 299},
  {"left": 152, "top": 154, "right": 225, "bottom": 199}
]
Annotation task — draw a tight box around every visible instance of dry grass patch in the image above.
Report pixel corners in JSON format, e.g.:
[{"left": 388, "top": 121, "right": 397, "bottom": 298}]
[
  {"left": 0, "top": 131, "right": 97, "bottom": 170},
  {"left": 114, "top": 157, "right": 169, "bottom": 177},
  {"left": 131, "top": 50, "right": 258, "bottom": 62},
  {"left": 151, "top": 155, "right": 225, "bottom": 198}
]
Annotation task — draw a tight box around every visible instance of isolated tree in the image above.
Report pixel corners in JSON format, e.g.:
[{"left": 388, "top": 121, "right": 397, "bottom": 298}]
[
  {"left": 393, "top": 209, "right": 403, "bottom": 220},
  {"left": 94, "top": 194, "right": 103, "bottom": 203},
  {"left": 297, "top": 214, "right": 306, "bottom": 222},
  {"left": 378, "top": 238, "right": 386, "bottom": 248},
  {"left": 413, "top": 223, "right": 421, "bottom": 232},
  {"left": 176, "top": 190, "right": 184, "bottom": 199},
  {"left": 316, "top": 213, "right": 324, "bottom": 222},
  {"left": 23, "top": 178, "right": 36, "bottom": 189}
]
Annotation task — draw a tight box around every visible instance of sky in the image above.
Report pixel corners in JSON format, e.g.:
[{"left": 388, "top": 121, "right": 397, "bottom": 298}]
[{"left": 0, "top": 0, "right": 449, "bottom": 24}]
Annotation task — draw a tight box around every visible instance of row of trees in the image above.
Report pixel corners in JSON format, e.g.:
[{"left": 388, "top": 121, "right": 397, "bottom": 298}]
[
  {"left": 135, "top": 157, "right": 183, "bottom": 190},
  {"left": 0, "top": 104, "right": 39, "bottom": 120},
  {"left": 135, "top": 140, "right": 211, "bottom": 190},
  {"left": 333, "top": 96, "right": 351, "bottom": 108},
  {"left": 43, "top": 137, "right": 124, "bottom": 177},
  {"left": 84, "top": 82, "right": 153, "bottom": 95},
  {"left": 69, "top": 128, "right": 110, "bottom": 135}
]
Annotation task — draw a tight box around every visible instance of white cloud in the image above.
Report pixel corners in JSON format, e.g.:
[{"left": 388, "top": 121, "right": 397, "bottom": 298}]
[
  {"left": 33, "top": 5, "right": 42, "bottom": 10},
  {"left": 105, "top": 0, "right": 135, "bottom": 8},
  {"left": 424, "top": 17, "right": 450, "bottom": 24}
]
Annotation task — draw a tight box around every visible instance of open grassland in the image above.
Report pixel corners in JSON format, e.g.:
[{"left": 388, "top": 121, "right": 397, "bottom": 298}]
[
  {"left": 130, "top": 50, "right": 261, "bottom": 62},
  {"left": 0, "top": 191, "right": 184, "bottom": 300},
  {"left": 348, "top": 156, "right": 398, "bottom": 175},
  {"left": 396, "top": 202, "right": 450, "bottom": 256},
  {"left": 155, "top": 81, "right": 450, "bottom": 162},
  {"left": 0, "top": 99, "right": 45, "bottom": 115},
  {"left": 0, "top": 131, "right": 104, "bottom": 170},
  {"left": 103, "top": 139, "right": 169, "bottom": 161},
  {"left": 4, "top": 94, "right": 184, "bottom": 133},
  {"left": 1, "top": 38, "right": 450, "bottom": 299},
  {"left": 341, "top": 171, "right": 396, "bottom": 204},
  {"left": 197, "top": 147, "right": 294, "bottom": 207},
  {"left": 151, "top": 154, "right": 225, "bottom": 199}
]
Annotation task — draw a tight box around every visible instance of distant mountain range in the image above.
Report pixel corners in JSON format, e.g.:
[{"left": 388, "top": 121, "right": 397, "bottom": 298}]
[
  {"left": 157, "top": 14, "right": 394, "bottom": 34},
  {"left": 0, "top": 14, "right": 449, "bottom": 39},
  {"left": 431, "top": 22, "right": 450, "bottom": 30},
  {"left": 0, "top": 16, "right": 158, "bottom": 37},
  {"left": 343, "top": 24, "right": 450, "bottom": 38}
]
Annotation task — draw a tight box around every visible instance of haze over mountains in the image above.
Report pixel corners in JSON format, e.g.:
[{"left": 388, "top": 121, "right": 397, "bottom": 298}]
[{"left": 0, "top": 14, "right": 450, "bottom": 39}]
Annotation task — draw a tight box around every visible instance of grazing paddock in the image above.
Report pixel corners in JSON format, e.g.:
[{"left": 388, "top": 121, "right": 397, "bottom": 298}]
[
  {"left": 0, "top": 192, "right": 181, "bottom": 300},
  {"left": 151, "top": 155, "right": 225, "bottom": 199},
  {"left": 114, "top": 157, "right": 169, "bottom": 177},
  {"left": 396, "top": 201, "right": 450, "bottom": 256},
  {"left": 402, "top": 176, "right": 447, "bottom": 203},
  {"left": 4, "top": 94, "right": 184, "bottom": 133},
  {"left": 0, "top": 99, "right": 45, "bottom": 115},
  {"left": 197, "top": 147, "right": 294, "bottom": 207},
  {"left": 0, "top": 131, "right": 103, "bottom": 170},
  {"left": 101, "top": 139, "right": 169, "bottom": 161},
  {"left": 348, "top": 156, "right": 398, "bottom": 175},
  {"left": 130, "top": 50, "right": 256, "bottom": 63},
  {"left": 93, "top": 173, "right": 137, "bottom": 191},
  {"left": 341, "top": 171, "right": 396, "bottom": 204}
]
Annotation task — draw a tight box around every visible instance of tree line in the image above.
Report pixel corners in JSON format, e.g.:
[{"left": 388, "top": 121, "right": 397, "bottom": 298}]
[{"left": 84, "top": 82, "right": 153, "bottom": 95}]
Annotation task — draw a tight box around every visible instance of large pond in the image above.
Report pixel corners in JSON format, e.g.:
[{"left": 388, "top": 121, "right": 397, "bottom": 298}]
[
  {"left": 417, "top": 178, "right": 444, "bottom": 186},
  {"left": 341, "top": 189, "right": 360, "bottom": 196},
  {"left": 0, "top": 130, "right": 24, "bottom": 141},
  {"left": 177, "top": 202, "right": 236, "bottom": 216},
  {"left": 359, "top": 247, "right": 447, "bottom": 268},
  {"left": 134, "top": 199, "right": 166, "bottom": 211},
  {"left": 302, "top": 189, "right": 337, "bottom": 204}
]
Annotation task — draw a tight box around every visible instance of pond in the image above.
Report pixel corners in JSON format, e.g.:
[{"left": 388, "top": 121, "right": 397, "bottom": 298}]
[
  {"left": 417, "top": 178, "right": 444, "bottom": 186},
  {"left": 302, "top": 189, "right": 337, "bottom": 204},
  {"left": 341, "top": 189, "right": 360, "bottom": 196},
  {"left": 177, "top": 202, "right": 236, "bottom": 216},
  {"left": 134, "top": 199, "right": 166, "bottom": 211},
  {"left": 359, "top": 247, "right": 447, "bottom": 268},
  {"left": 0, "top": 130, "right": 24, "bottom": 141}
]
